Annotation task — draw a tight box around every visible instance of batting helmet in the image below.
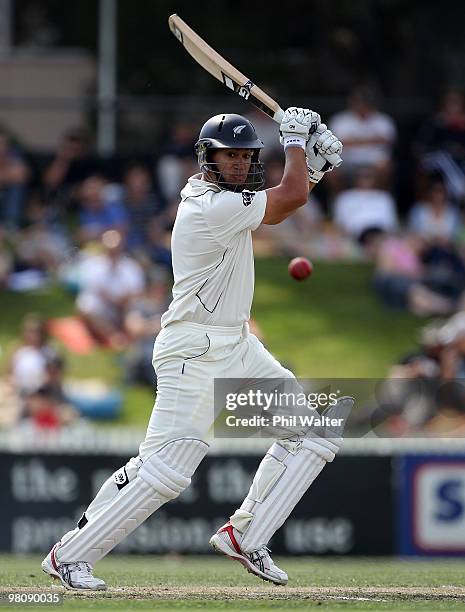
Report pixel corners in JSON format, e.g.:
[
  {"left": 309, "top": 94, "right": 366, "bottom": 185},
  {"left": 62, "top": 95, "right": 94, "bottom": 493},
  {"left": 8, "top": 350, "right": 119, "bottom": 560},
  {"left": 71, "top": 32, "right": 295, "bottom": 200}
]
[{"left": 195, "top": 114, "right": 265, "bottom": 191}]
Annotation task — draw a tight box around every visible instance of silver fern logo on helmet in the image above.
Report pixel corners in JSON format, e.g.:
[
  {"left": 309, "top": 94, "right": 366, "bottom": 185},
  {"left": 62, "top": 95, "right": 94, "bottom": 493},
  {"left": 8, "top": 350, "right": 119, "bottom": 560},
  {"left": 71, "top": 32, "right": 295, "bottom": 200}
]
[{"left": 233, "top": 125, "right": 247, "bottom": 136}]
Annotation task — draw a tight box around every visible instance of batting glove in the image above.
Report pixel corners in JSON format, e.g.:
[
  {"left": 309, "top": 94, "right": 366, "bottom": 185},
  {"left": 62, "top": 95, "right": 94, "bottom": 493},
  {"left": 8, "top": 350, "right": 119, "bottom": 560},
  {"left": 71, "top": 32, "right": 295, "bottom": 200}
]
[
  {"left": 280, "top": 107, "right": 321, "bottom": 150},
  {"left": 306, "top": 124, "right": 343, "bottom": 183}
]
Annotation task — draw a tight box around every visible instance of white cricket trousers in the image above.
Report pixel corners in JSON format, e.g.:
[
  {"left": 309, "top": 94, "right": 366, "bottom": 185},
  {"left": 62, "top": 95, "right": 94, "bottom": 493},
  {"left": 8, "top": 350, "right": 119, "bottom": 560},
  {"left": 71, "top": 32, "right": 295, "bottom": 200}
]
[
  {"left": 139, "top": 320, "right": 293, "bottom": 457},
  {"left": 54, "top": 321, "right": 341, "bottom": 562}
]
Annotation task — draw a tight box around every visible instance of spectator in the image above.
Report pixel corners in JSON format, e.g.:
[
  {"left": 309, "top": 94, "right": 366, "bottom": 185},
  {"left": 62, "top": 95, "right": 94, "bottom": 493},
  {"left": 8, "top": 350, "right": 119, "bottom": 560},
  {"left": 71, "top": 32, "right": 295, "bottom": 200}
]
[
  {"left": 426, "top": 312, "right": 465, "bottom": 379},
  {"left": 415, "top": 88, "right": 465, "bottom": 203},
  {"left": 0, "top": 378, "right": 22, "bottom": 427},
  {"left": 22, "top": 353, "right": 78, "bottom": 429},
  {"left": 42, "top": 127, "right": 99, "bottom": 196},
  {"left": 0, "top": 127, "right": 30, "bottom": 229},
  {"left": 424, "top": 399, "right": 465, "bottom": 437},
  {"left": 390, "top": 320, "right": 444, "bottom": 380},
  {"left": 422, "top": 314, "right": 465, "bottom": 436},
  {"left": 418, "top": 242, "right": 465, "bottom": 305},
  {"left": 365, "top": 318, "right": 465, "bottom": 436},
  {"left": 76, "top": 230, "right": 146, "bottom": 350},
  {"left": 408, "top": 175, "right": 461, "bottom": 243},
  {"left": 123, "top": 271, "right": 170, "bottom": 386},
  {"left": 360, "top": 229, "right": 456, "bottom": 317},
  {"left": 14, "top": 191, "right": 72, "bottom": 275},
  {"left": 76, "top": 175, "right": 128, "bottom": 245},
  {"left": 0, "top": 225, "right": 13, "bottom": 287},
  {"left": 7, "top": 314, "right": 56, "bottom": 396},
  {"left": 122, "top": 163, "right": 164, "bottom": 251},
  {"left": 327, "top": 85, "right": 397, "bottom": 195},
  {"left": 142, "top": 218, "right": 172, "bottom": 271},
  {"left": 333, "top": 166, "right": 399, "bottom": 240},
  {"left": 157, "top": 122, "right": 198, "bottom": 204}
]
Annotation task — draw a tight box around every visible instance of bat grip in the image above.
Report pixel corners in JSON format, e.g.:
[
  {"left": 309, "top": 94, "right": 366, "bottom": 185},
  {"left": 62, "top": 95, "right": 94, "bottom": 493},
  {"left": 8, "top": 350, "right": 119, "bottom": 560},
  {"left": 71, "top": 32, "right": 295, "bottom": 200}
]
[{"left": 273, "top": 108, "right": 285, "bottom": 123}]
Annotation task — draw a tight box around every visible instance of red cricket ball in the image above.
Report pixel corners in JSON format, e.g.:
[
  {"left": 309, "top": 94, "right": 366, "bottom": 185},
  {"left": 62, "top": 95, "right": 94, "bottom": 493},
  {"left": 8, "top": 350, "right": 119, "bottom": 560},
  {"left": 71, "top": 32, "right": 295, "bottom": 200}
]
[{"left": 288, "top": 257, "right": 313, "bottom": 281}]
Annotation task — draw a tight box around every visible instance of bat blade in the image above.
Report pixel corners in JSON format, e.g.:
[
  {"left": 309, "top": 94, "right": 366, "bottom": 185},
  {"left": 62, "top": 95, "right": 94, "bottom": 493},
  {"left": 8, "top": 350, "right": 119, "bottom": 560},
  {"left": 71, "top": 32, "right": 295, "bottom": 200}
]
[
  {"left": 168, "top": 14, "right": 283, "bottom": 122},
  {"left": 168, "top": 14, "right": 342, "bottom": 167}
]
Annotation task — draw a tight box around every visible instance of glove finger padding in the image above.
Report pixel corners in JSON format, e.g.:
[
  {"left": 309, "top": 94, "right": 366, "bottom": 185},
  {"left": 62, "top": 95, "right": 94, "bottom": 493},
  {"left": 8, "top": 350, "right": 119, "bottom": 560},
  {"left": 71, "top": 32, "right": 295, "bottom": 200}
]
[
  {"left": 316, "top": 133, "right": 342, "bottom": 156},
  {"left": 305, "top": 110, "right": 321, "bottom": 134},
  {"left": 280, "top": 107, "right": 321, "bottom": 149},
  {"left": 306, "top": 124, "right": 343, "bottom": 183}
]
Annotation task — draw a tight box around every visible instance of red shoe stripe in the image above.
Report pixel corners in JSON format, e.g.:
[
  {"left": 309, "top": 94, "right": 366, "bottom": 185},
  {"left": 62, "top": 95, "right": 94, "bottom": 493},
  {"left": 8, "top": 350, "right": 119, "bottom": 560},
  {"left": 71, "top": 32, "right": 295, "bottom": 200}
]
[
  {"left": 50, "top": 544, "right": 60, "bottom": 572},
  {"left": 219, "top": 523, "right": 242, "bottom": 556}
]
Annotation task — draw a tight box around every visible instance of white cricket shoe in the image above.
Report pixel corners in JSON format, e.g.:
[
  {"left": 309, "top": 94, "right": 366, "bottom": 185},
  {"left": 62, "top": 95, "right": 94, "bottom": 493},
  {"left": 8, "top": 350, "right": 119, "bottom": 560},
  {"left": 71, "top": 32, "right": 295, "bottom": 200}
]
[
  {"left": 209, "top": 522, "right": 288, "bottom": 585},
  {"left": 41, "top": 542, "right": 106, "bottom": 591}
]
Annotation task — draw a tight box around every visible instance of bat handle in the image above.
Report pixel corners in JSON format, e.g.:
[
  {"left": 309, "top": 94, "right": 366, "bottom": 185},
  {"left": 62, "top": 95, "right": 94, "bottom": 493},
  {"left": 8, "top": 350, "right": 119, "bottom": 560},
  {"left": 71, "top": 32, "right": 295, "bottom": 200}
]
[{"left": 273, "top": 108, "right": 285, "bottom": 123}]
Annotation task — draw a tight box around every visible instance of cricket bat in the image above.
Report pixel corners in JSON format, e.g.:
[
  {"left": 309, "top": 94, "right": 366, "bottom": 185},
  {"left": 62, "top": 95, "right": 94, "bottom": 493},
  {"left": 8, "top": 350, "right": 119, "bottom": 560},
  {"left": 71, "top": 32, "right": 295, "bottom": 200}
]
[{"left": 168, "top": 14, "right": 342, "bottom": 167}]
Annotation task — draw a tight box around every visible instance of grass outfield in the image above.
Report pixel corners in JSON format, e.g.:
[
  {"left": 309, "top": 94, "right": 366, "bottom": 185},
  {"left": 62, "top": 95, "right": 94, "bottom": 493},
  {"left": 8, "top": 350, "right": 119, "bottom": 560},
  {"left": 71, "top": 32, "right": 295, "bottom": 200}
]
[
  {"left": 0, "top": 258, "right": 423, "bottom": 426},
  {"left": 252, "top": 258, "right": 421, "bottom": 378},
  {"left": 1, "top": 555, "right": 465, "bottom": 610}
]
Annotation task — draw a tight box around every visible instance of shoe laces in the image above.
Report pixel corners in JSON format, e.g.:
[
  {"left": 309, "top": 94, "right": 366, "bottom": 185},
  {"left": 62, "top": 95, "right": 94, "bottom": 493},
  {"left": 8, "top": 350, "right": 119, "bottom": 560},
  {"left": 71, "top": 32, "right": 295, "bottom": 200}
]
[
  {"left": 67, "top": 562, "right": 93, "bottom": 575},
  {"left": 250, "top": 546, "right": 271, "bottom": 562}
]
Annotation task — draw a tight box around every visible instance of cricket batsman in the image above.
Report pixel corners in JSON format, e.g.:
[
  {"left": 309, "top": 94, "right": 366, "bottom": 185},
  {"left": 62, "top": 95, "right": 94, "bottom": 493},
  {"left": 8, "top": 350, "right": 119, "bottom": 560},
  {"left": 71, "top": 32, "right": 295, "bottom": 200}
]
[{"left": 42, "top": 108, "right": 351, "bottom": 589}]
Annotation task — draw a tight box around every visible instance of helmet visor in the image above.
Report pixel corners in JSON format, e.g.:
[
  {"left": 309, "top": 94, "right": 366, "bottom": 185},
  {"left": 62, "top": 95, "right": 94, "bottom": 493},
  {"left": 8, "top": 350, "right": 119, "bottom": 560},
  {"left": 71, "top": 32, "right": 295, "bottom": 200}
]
[{"left": 204, "top": 161, "right": 265, "bottom": 192}]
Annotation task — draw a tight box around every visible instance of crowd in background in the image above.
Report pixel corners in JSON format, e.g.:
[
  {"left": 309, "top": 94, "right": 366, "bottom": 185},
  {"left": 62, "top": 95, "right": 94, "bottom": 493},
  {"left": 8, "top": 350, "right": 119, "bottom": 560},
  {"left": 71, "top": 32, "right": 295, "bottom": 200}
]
[{"left": 1, "top": 84, "right": 465, "bottom": 434}]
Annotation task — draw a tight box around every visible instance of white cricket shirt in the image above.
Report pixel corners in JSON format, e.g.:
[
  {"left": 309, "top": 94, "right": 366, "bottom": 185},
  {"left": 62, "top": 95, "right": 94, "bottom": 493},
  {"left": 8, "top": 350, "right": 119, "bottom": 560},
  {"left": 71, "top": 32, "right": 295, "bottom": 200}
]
[{"left": 161, "top": 174, "right": 267, "bottom": 327}]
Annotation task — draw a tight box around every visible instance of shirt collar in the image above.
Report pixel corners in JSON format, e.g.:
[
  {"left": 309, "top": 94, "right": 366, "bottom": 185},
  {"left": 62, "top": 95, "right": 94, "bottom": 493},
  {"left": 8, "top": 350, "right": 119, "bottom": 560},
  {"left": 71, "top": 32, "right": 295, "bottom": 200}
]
[{"left": 180, "top": 174, "right": 222, "bottom": 200}]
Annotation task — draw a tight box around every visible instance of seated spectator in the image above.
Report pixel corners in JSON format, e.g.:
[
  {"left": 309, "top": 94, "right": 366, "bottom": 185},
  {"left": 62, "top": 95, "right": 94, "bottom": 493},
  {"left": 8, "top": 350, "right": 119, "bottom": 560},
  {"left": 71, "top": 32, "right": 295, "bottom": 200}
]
[
  {"left": 76, "top": 230, "right": 146, "bottom": 350},
  {"left": 0, "top": 378, "right": 22, "bottom": 427},
  {"left": 42, "top": 127, "right": 100, "bottom": 197},
  {"left": 141, "top": 218, "right": 172, "bottom": 271},
  {"left": 0, "top": 127, "right": 30, "bottom": 229},
  {"left": 22, "top": 352, "right": 78, "bottom": 429},
  {"left": 415, "top": 88, "right": 465, "bottom": 203},
  {"left": 0, "top": 224, "right": 13, "bottom": 287},
  {"left": 408, "top": 178, "right": 465, "bottom": 300},
  {"left": 122, "top": 271, "right": 170, "bottom": 386},
  {"left": 431, "top": 312, "right": 465, "bottom": 378},
  {"left": 360, "top": 229, "right": 456, "bottom": 317},
  {"left": 14, "top": 191, "right": 72, "bottom": 275},
  {"left": 420, "top": 241, "right": 465, "bottom": 302},
  {"left": 7, "top": 314, "right": 56, "bottom": 396},
  {"left": 76, "top": 175, "right": 128, "bottom": 245},
  {"left": 362, "top": 318, "right": 465, "bottom": 436},
  {"left": 333, "top": 166, "right": 399, "bottom": 240},
  {"left": 390, "top": 320, "right": 445, "bottom": 380},
  {"left": 423, "top": 315, "right": 465, "bottom": 436},
  {"left": 327, "top": 85, "right": 397, "bottom": 195},
  {"left": 424, "top": 401, "right": 465, "bottom": 436},
  {"left": 408, "top": 175, "right": 461, "bottom": 243},
  {"left": 157, "top": 122, "right": 198, "bottom": 204},
  {"left": 353, "top": 318, "right": 464, "bottom": 436},
  {"left": 122, "top": 163, "right": 164, "bottom": 251}
]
